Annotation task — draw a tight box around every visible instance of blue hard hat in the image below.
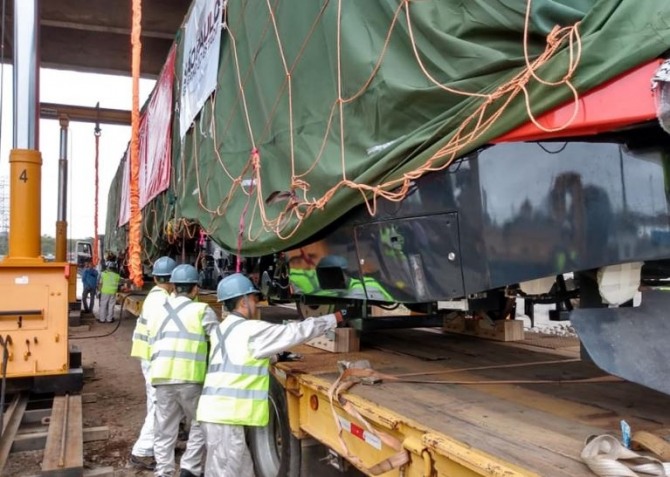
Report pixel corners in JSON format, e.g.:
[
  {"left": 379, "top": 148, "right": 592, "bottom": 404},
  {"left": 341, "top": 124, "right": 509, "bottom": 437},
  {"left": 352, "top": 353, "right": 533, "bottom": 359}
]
[
  {"left": 170, "top": 264, "right": 200, "bottom": 284},
  {"left": 152, "top": 256, "right": 177, "bottom": 277},
  {"left": 217, "top": 273, "right": 259, "bottom": 302}
]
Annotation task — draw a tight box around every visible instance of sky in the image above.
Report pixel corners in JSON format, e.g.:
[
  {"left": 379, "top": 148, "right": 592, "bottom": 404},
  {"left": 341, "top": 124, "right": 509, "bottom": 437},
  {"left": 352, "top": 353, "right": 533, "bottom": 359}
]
[{"left": 0, "top": 66, "right": 156, "bottom": 239}]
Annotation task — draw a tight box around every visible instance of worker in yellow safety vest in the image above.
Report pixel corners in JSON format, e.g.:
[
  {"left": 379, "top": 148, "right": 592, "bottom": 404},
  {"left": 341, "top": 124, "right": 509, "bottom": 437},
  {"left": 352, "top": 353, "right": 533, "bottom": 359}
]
[
  {"left": 97, "top": 261, "right": 121, "bottom": 323},
  {"left": 288, "top": 267, "right": 320, "bottom": 294},
  {"left": 129, "top": 256, "right": 177, "bottom": 471},
  {"left": 148, "top": 264, "right": 219, "bottom": 477},
  {"left": 196, "top": 273, "right": 345, "bottom": 477}
]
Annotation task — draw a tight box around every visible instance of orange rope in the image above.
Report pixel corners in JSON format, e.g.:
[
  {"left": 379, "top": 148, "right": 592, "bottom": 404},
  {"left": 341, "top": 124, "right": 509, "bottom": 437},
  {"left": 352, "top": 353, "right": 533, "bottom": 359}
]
[
  {"left": 129, "top": 0, "right": 143, "bottom": 287},
  {"left": 192, "top": 0, "right": 582, "bottom": 248},
  {"left": 92, "top": 124, "right": 100, "bottom": 267}
]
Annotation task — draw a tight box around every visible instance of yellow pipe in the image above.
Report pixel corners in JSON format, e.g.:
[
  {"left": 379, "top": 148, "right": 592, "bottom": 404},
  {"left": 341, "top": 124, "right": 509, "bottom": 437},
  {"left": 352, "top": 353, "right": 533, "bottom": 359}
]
[
  {"left": 8, "top": 149, "right": 42, "bottom": 259},
  {"left": 55, "top": 220, "right": 67, "bottom": 262}
]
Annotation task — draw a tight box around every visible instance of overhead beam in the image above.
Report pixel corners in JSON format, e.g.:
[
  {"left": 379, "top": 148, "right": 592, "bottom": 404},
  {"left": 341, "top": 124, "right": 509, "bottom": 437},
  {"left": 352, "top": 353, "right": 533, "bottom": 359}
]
[
  {"left": 39, "top": 19, "right": 175, "bottom": 40},
  {"left": 40, "top": 26, "right": 170, "bottom": 78},
  {"left": 37, "top": 0, "right": 190, "bottom": 34},
  {"left": 0, "top": 0, "right": 190, "bottom": 78},
  {"left": 40, "top": 103, "right": 131, "bottom": 126}
]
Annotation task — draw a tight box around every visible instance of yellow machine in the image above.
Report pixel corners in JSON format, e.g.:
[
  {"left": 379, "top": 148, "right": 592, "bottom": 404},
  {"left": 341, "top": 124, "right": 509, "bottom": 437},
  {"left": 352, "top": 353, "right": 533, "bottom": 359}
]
[
  {"left": 0, "top": 1, "right": 81, "bottom": 392},
  {"left": 0, "top": 151, "right": 74, "bottom": 387}
]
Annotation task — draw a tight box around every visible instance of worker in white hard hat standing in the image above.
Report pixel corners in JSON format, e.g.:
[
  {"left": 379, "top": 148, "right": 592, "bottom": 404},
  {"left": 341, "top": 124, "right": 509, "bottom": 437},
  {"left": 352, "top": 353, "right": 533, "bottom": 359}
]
[
  {"left": 149, "top": 264, "right": 219, "bottom": 477},
  {"left": 196, "top": 273, "right": 345, "bottom": 477},
  {"left": 129, "top": 256, "right": 177, "bottom": 471}
]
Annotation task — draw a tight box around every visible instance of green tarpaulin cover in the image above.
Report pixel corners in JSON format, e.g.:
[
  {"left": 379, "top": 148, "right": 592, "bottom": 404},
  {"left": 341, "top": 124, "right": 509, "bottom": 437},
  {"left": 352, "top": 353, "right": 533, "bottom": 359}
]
[{"left": 106, "top": 0, "right": 670, "bottom": 258}]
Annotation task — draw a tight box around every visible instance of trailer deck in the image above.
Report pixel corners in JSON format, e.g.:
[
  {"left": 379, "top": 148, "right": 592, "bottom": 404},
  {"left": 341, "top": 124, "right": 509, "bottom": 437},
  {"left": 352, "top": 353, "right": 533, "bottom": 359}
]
[{"left": 277, "top": 327, "right": 670, "bottom": 476}]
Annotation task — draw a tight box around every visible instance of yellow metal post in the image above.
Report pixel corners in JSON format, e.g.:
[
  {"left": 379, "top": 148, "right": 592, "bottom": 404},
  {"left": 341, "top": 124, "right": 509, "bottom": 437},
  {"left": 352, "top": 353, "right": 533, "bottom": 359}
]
[
  {"left": 55, "top": 115, "right": 69, "bottom": 263},
  {"left": 7, "top": 149, "right": 42, "bottom": 262},
  {"left": 55, "top": 221, "right": 67, "bottom": 262}
]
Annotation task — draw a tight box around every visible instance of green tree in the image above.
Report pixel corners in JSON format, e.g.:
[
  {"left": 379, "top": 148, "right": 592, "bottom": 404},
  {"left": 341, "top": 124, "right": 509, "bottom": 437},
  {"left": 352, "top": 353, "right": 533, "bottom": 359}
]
[
  {"left": 0, "top": 235, "right": 92, "bottom": 259},
  {"left": 0, "top": 232, "right": 7, "bottom": 256},
  {"left": 41, "top": 234, "right": 56, "bottom": 256}
]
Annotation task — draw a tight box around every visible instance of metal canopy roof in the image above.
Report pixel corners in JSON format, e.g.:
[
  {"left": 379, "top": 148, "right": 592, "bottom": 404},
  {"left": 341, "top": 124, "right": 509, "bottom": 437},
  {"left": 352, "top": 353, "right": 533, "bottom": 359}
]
[{"left": 4, "top": 0, "right": 191, "bottom": 78}]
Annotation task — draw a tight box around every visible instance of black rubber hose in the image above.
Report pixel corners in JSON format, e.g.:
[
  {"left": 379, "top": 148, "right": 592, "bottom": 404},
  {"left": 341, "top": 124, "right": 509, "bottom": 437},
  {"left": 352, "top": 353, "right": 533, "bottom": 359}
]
[{"left": 71, "top": 292, "right": 146, "bottom": 340}]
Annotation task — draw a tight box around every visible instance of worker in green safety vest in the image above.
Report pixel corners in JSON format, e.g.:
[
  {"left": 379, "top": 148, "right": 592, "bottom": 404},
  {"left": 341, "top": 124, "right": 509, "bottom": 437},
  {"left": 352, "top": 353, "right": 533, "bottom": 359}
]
[
  {"left": 148, "top": 264, "right": 219, "bottom": 477},
  {"left": 289, "top": 267, "right": 320, "bottom": 294},
  {"left": 129, "top": 256, "right": 177, "bottom": 471},
  {"left": 349, "top": 276, "right": 395, "bottom": 301},
  {"left": 196, "top": 273, "right": 344, "bottom": 477},
  {"left": 97, "top": 261, "right": 121, "bottom": 323}
]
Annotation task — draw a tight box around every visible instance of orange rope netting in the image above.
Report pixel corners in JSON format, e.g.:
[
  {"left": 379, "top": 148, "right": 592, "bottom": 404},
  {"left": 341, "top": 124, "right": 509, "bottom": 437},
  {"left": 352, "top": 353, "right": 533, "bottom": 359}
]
[
  {"left": 184, "top": 0, "right": 582, "bottom": 249},
  {"left": 129, "top": 0, "right": 143, "bottom": 287}
]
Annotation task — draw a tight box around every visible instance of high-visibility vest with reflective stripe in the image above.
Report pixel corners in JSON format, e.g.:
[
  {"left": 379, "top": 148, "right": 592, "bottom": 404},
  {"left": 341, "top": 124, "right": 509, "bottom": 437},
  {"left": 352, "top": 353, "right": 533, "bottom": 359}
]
[
  {"left": 289, "top": 269, "right": 319, "bottom": 294},
  {"left": 100, "top": 270, "right": 121, "bottom": 295},
  {"left": 148, "top": 297, "right": 209, "bottom": 384},
  {"left": 131, "top": 286, "right": 169, "bottom": 360},
  {"left": 349, "top": 277, "right": 394, "bottom": 301},
  {"left": 197, "top": 316, "right": 270, "bottom": 426}
]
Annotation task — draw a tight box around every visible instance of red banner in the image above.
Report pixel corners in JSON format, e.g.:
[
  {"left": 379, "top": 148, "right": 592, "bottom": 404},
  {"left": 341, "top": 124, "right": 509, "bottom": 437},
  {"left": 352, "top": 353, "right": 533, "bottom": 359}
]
[{"left": 119, "top": 46, "right": 176, "bottom": 226}]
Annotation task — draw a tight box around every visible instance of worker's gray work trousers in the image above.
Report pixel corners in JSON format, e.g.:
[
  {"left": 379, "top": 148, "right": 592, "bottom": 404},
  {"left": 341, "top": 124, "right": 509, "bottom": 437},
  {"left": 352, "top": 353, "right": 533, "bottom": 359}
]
[
  {"left": 154, "top": 384, "right": 205, "bottom": 477},
  {"left": 98, "top": 293, "right": 116, "bottom": 322},
  {"left": 131, "top": 359, "right": 155, "bottom": 457},
  {"left": 201, "top": 422, "right": 255, "bottom": 477}
]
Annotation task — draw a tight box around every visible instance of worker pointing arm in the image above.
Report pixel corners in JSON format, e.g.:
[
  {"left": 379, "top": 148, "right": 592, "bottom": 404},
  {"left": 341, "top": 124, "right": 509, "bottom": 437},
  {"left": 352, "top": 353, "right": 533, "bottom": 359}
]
[
  {"left": 246, "top": 309, "right": 341, "bottom": 359},
  {"left": 196, "top": 273, "right": 343, "bottom": 477}
]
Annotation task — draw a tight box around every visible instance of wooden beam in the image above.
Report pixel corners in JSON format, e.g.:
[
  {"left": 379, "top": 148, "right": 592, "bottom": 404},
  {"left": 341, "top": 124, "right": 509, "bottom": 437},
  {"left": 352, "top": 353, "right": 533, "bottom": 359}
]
[
  {"left": 11, "top": 425, "right": 109, "bottom": 453},
  {"left": 0, "top": 394, "right": 28, "bottom": 470},
  {"left": 21, "top": 408, "right": 52, "bottom": 425},
  {"left": 42, "top": 395, "right": 83, "bottom": 475},
  {"left": 10, "top": 431, "right": 48, "bottom": 453}
]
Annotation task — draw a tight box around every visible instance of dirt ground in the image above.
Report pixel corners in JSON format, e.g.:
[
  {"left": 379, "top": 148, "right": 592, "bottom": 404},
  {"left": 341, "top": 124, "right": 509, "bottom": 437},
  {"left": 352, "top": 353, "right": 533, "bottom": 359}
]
[{"left": 5, "top": 304, "right": 160, "bottom": 476}]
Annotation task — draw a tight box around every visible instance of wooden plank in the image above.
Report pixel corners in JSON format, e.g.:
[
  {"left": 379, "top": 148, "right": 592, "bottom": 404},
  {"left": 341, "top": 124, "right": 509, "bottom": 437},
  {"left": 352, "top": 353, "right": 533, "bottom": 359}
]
[
  {"left": 306, "top": 328, "right": 360, "bottom": 353},
  {"left": 22, "top": 468, "right": 115, "bottom": 477},
  {"left": 81, "top": 393, "right": 97, "bottom": 404},
  {"left": 21, "top": 408, "right": 51, "bottom": 425},
  {"left": 283, "top": 328, "right": 670, "bottom": 476},
  {"left": 444, "top": 316, "right": 525, "bottom": 341},
  {"left": 42, "top": 395, "right": 83, "bottom": 474},
  {"left": 10, "top": 431, "right": 47, "bottom": 452},
  {"left": 0, "top": 394, "right": 28, "bottom": 471},
  {"left": 82, "top": 467, "right": 116, "bottom": 477},
  {"left": 11, "top": 426, "right": 107, "bottom": 454},
  {"left": 83, "top": 426, "right": 109, "bottom": 442}
]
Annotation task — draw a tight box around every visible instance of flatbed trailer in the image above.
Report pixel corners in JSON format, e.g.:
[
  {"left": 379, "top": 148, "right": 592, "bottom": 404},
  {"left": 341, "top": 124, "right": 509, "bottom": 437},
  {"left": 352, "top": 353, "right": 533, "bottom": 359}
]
[
  {"left": 270, "top": 327, "right": 670, "bottom": 477},
  {"left": 118, "top": 291, "right": 222, "bottom": 318}
]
